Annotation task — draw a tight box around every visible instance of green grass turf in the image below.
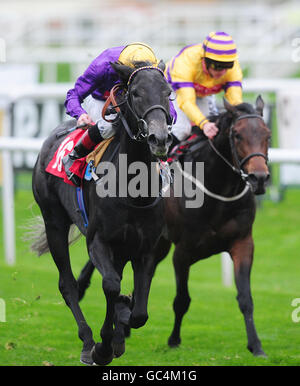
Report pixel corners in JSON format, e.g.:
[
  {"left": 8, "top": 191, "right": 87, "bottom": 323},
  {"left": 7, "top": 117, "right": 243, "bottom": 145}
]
[{"left": 0, "top": 188, "right": 299, "bottom": 366}]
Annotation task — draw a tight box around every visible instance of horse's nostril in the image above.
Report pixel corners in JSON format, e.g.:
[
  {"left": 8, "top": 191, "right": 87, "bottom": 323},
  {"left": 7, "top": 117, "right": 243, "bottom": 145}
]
[
  {"left": 148, "top": 133, "right": 171, "bottom": 148},
  {"left": 147, "top": 134, "right": 158, "bottom": 146},
  {"left": 248, "top": 172, "right": 270, "bottom": 185}
]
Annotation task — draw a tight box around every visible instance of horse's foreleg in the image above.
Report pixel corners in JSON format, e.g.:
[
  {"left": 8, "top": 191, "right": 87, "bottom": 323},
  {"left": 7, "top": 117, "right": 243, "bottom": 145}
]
[
  {"left": 168, "top": 246, "right": 191, "bottom": 347},
  {"left": 230, "top": 235, "right": 266, "bottom": 357},
  {"left": 87, "top": 233, "right": 123, "bottom": 365},
  {"left": 130, "top": 253, "right": 156, "bottom": 329},
  {"left": 124, "top": 236, "right": 171, "bottom": 336},
  {"left": 43, "top": 216, "right": 95, "bottom": 365},
  {"left": 112, "top": 294, "right": 132, "bottom": 358}
]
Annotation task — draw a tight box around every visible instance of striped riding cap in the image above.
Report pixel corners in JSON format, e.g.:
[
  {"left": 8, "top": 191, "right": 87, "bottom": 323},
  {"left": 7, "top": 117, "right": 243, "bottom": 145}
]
[
  {"left": 119, "top": 42, "right": 159, "bottom": 67},
  {"left": 202, "top": 32, "right": 238, "bottom": 62}
]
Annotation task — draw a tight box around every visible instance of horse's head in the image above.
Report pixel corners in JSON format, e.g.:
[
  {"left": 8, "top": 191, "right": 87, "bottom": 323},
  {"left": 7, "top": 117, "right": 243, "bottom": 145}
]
[
  {"left": 110, "top": 60, "right": 173, "bottom": 159},
  {"left": 222, "top": 96, "right": 271, "bottom": 195}
]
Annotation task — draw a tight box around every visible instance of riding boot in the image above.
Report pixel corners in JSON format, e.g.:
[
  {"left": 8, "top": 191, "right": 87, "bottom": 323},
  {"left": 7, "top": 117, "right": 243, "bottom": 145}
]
[{"left": 63, "top": 125, "right": 103, "bottom": 186}]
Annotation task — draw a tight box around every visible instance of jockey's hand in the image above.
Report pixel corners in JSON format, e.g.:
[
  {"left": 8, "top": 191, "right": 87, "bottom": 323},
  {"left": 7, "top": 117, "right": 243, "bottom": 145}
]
[
  {"left": 77, "top": 114, "right": 95, "bottom": 127},
  {"left": 203, "top": 122, "right": 219, "bottom": 139}
]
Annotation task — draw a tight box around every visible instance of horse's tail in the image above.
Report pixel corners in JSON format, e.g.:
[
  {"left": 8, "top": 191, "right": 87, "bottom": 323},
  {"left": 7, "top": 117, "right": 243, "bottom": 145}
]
[{"left": 23, "top": 215, "right": 82, "bottom": 257}]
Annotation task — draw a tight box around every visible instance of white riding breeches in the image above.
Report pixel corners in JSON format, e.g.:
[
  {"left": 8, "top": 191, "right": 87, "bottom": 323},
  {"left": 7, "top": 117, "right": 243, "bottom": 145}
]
[
  {"left": 171, "top": 95, "right": 219, "bottom": 141},
  {"left": 82, "top": 95, "right": 114, "bottom": 130},
  {"left": 82, "top": 95, "right": 117, "bottom": 138}
]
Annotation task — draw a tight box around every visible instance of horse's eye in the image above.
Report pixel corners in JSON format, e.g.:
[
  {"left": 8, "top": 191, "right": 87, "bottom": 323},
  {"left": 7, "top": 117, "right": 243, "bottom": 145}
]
[
  {"left": 166, "top": 88, "right": 172, "bottom": 97},
  {"left": 131, "top": 90, "right": 141, "bottom": 99},
  {"left": 234, "top": 133, "right": 242, "bottom": 141},
  {"left": 169, "top": 90, "right": 176, "bottom": 101}
]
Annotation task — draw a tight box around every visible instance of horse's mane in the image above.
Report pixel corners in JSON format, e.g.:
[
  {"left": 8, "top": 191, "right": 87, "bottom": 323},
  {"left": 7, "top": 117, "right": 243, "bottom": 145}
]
[
  {"left": 188, "top": 102, "right": 257, "bottom": 147},
  {"left": 113, "top": 59, "right": 161, "bottom": 91},
  {"left": 209, "top": 102, "right": 256, "bottom": 132},
  {"left": 131, "top": 60, "right": 156, "bottom": 69}
]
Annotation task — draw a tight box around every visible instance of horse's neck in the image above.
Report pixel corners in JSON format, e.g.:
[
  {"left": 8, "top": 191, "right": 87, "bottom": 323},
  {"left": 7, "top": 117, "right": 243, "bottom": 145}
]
[
  {"left": 195, "top": 136, "right": 245, "bottom": 197},
  {"left": 118, "top": 130, "right": 154, "bottom": 205},
  {"left": 119, "top": 126, "right": 152, "bottom": 164}
]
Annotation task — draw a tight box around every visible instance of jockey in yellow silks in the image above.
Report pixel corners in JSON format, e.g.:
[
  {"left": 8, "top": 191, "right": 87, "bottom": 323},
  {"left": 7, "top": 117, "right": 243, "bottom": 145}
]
[{"left": 166, "top": 31, "right": 243, "bottom": 143}]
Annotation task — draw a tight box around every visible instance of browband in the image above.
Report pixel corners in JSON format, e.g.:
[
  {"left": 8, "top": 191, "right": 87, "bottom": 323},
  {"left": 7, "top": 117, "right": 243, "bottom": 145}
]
[{"left": 127, "top": 66, "right": 165, "bottom": 86}]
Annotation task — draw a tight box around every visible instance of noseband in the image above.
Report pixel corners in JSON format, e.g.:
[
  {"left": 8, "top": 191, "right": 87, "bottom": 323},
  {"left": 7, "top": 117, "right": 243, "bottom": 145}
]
[
  {"left": 209, "top": 113, "right": 268, "bottom": 180},
  {"left": 103, "top": 66, "right": 173, "bottom": 142}
]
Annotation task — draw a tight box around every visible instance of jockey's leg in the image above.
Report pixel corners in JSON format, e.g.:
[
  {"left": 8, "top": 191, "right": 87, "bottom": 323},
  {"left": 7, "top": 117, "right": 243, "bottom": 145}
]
[
  {"left": 196, "top": 95, "right": 219, "bottom": 117},
  {"left": 63, "top": 97, "right": 116, "bottom": 186},
  {"left": 62, "top": 125, "right": 103, "bottom": 186},
  {"left": 170, "top": 95, "right": 219, "bottom": 149},
  {"left": 170, "top": 99, "right": 192, "bottom": 143},
  {"left": 168, "top": 99, "right": 192, "bottom": 162}
]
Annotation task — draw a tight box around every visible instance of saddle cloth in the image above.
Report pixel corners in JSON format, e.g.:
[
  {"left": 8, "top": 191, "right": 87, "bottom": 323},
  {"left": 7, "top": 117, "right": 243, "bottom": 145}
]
[
  {"left": 46, "top": 128, "right": 114, "bottom": 186},
  {"left": 167, "top": 133, "right": 198, "bottom": 163}
]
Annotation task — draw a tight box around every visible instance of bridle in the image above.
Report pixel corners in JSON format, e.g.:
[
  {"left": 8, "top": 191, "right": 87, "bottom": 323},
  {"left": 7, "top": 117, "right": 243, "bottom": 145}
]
[
  {"left": 209, "top": 113, "right": 268, "bottom": 181},
  {"left": 102, "top": 66, "right": 174, "bottom": 142},
  {"left": 99, "top": 66, "right": 174, "bottom": 203}
]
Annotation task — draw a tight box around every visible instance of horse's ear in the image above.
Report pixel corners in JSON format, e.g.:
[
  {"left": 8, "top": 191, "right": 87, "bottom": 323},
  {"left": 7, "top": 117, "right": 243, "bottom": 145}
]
[
  {"left": 110, "top": 61, "right": 133, "bottom": 84},
  {"left": 223, "top": 97, "right": 237, "bottom": 116},
  {"left": 157, "top": 59, "right": 166, "bottom": 72},
  {"left": 255, "top": 95, "right": 264, "bottom": 116}
]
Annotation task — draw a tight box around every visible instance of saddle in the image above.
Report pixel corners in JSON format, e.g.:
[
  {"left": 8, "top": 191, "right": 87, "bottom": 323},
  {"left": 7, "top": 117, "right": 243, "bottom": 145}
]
[
  {"left": 86, "top": 136, "right": 115, "bottom": 168},
  {"left": 46, "top": 128, "right": 115, "bottom": 187}
]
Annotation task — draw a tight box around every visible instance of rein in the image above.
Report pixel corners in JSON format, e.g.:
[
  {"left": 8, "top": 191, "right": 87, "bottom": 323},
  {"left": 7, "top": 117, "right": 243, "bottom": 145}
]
[
  {"left": 102, "top": 84, "right": 142, "bottom": 140},
  {"left": 176, "top": 161, "right": 251, "bottom": 202},
  {"left": 209, "top": 113, "right": 268, "bottom": 181}
]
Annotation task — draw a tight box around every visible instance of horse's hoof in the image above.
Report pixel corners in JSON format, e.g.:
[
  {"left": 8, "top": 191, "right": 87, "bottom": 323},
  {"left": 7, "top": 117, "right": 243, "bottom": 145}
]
[
  {"left": 248, "top": 344, "right": 267, "bottom": 358},
  {"left": 253, "top": 349, "right": 267, "bottom": 358},
  {"left": 168, "top": 336, "right": 181, "bottom": 348},
  {"left": 80, "top": 349, "right": 95, "bottom": 365},
  {"left": 91, "top": 343, "right": 114, "bottom": 366},
  {"left": 129, "top": 313, "right": 148, "bottom": 329},
  {"left": 113, "top": 341, "right": 125, "bottom": 358}
]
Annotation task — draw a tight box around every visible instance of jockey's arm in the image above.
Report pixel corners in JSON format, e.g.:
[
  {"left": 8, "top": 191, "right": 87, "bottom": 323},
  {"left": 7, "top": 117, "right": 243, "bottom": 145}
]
[
  {"left": 224, "top": 83, "right": 243, "bottom": 105},
  {"left": 64, "top": 60, "right": 101, "bottom": 120},
  {"left": 176, "top": 87, "right": 209, "bottom": 129},
  {"left": 223, "top": 60, "right": 243, "bottom": 105}
]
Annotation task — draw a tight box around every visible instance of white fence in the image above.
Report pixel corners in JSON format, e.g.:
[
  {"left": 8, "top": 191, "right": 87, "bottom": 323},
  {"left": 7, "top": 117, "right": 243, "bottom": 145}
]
[
  {"left": 0, "top": 138, "right": 44, "bottom": 265},
  {"left": 1, "top": 80, "right": 300, "bottom": 288}
]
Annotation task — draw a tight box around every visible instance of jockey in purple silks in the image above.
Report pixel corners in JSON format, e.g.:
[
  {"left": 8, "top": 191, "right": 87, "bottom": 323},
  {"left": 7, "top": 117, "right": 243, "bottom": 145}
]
[{"left": 63, "top": 42, "right": 176, "bottom": 185}]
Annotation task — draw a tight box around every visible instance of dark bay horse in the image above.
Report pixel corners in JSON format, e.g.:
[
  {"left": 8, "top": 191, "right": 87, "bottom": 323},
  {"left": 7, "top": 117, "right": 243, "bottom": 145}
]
[
  {"left": 29, "top": 61, "right": 173, "bottom": 365},
  {"left": 76, "top": 96, "right": 271, "bottom": 357},
  {"left": 153, "top": 96, "right": 271, "bottom": 357}
]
